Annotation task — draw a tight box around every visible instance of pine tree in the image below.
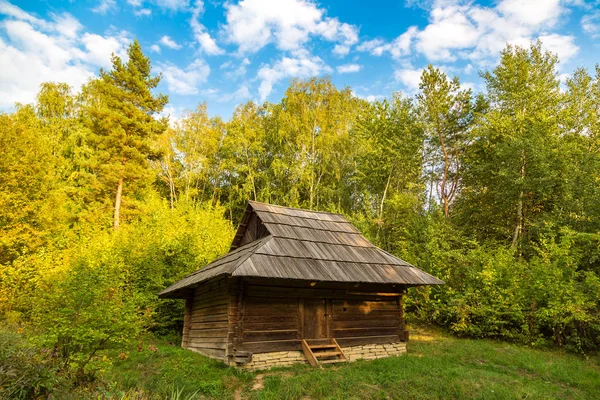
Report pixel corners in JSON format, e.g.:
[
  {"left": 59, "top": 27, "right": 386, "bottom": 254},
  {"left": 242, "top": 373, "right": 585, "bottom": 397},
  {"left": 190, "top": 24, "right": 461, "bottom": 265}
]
[{"left": 84, "top": 40, "right": 168, "bottom": 229}]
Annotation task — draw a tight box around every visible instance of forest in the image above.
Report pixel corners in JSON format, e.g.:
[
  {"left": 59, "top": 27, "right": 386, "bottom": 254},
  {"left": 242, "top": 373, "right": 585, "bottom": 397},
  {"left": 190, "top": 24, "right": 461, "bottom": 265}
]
[{"left": 1, "top": 39, "right": 599, "bottom": 396}]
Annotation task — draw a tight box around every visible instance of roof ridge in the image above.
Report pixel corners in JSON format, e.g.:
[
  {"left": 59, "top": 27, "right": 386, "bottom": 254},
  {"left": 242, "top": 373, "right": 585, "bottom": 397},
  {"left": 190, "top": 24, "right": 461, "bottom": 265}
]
[{"left": 248, "top": 200, "right": 345, "bottom": 217}]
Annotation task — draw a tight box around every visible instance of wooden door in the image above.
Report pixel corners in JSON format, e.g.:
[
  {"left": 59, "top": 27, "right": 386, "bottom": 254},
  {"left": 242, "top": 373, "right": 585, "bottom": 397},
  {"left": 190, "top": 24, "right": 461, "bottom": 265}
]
[{"left": 303, "top": 299, "right": 328, "bottom": 339}]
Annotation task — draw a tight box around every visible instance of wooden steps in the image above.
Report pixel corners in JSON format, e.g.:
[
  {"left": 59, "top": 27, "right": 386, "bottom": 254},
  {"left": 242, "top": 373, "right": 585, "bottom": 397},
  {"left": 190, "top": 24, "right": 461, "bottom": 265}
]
[{"left": 301, "top": 338, "right": 348, "bottom": 367}]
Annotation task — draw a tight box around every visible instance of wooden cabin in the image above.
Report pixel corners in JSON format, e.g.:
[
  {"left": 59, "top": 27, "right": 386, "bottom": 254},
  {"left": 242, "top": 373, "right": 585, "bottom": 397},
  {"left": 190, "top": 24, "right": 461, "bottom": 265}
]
[{"left": 159, "top": 201, "right": 443, "bottom": 369}]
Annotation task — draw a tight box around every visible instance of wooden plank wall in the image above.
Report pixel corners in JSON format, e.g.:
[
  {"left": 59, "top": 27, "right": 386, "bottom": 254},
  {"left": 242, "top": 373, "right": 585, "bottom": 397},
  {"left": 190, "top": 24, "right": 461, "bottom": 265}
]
[
  {"left": 185, "top": 277, "right": 232, "bottom": 361},
  {"left": 234, "top": 278, "right": 406, "bottom": 354}
]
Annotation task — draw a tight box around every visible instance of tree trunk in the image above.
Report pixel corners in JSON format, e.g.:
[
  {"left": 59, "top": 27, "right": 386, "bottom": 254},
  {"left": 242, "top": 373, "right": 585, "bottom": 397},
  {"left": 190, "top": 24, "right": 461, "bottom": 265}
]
[
  {"left": 511, "top": 150, "right": 526, "bottom": 248},
  {"left": 114, "top": 173, "right": 124, "bottom": 230}
]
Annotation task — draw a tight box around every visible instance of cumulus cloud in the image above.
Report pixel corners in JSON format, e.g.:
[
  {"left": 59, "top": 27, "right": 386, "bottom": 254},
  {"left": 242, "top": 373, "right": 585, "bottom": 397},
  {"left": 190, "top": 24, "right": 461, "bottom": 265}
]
[
  {"left": 217, "top": 85, "right": 252, "bottom": 103},
  {"left": 582, "top": 12, "right": 600, "bottom": 38},
  {"left": 150, "top": 44, "right": 161, "bottom": 53},
  {"left": 81, "top": 31, "right": 130, "bottom": 68},
  {"left": 190, "top": 0, "right": 223, "bottom": 55},
  {"left": 538, "top": 33, "right": 579, "bottom": 62},
  {"left": 394, "top": 66, "right": 423, "bottom": 93},
  {"left": 337, "top": 63, "right": 362, "bottom": 73},
  {"left": 159, "top": 35, "right": 182, "bottom": 49},
  {"left": 153, "top": 0, "right": 189, "bottom": 11},
  {"left": 257, "top": 54, "right": 332, "bottom": 101},
  {"left": 357, "top": 26, "right": 417, "bottom": 59},
  {"left": 91, "top": 0, "right": 117, "bottom": 15},
  {"left": 0, "top": 1, "right": 132, "bottom": 108},
  {"left": 358, "top": 0, "right": 577, "bottom": 66},
  {"left": 157, "top": 59, "right": 210, "bottom": 95},
  {"left": 221, "top": 57, "right": 251, "bottom": 80},
  {"left": 134, "top": 8, "right": 152, "bottom": 17},
  {"left": 222, "top": 0, "right": 359, "bottom": 54}
]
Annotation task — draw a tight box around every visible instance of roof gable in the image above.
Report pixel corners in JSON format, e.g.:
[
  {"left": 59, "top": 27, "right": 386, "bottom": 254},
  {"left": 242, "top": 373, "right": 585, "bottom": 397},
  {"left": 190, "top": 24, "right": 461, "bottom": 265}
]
[{"left": 159, "top": 201, "right": 444, "bottom": 298}]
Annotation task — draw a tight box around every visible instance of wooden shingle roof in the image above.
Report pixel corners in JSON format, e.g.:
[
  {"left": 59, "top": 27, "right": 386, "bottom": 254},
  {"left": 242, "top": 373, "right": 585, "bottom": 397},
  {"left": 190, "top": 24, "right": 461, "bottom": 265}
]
[{"left": 159, "top": 201, "right": 443, "bottom": 298}]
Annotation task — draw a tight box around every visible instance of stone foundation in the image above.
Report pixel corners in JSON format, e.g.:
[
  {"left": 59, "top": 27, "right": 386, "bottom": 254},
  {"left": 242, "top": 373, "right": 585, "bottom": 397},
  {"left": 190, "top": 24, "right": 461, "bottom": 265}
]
[{"left": 241, "top": 342, "right": 407, "bottom": 370}]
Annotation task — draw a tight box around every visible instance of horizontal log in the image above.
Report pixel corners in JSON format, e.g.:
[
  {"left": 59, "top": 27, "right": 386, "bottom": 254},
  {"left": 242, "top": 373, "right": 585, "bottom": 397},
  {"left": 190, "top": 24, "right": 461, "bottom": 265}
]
[
  {"left": 187, "top": 346, "right": 227, "bottom": 359},
  {"left": 245, "top": 296, "right": 298, "bottom": 306},
  {"left": 193, "top": 300, "right": 230, "bottom": 311},
  {"left": 236, "top": 339, "right": 302, "bottom": 353},
  {"left": 332, "top": 310, "right": 399, "bottom": 320},
  {"left": 187, "top": 339, "right": 228, "bottom": 349},
  {"left": 333, "top": 319, "right": 399, "bottom": 329},
  {"left": 243, "top": 321, "right": 299, "bottom": 331},
  {"left": 333, "top": 327, "right": 399, "bottom": 338},
  {"left": 190, "top": 314, "right": 229, "bottom": 323},
  {"left": 332, "top": 301, "right": 398, "bottom": 312},
  {"left": 189, "top": 321, "right": 229, "bottom": 330},
  {"left": 243, "top": 315, "right": 298, "bottom": 323},
  {"left": 188, "top": 328, "right": 229, "bottom": 338},
  {"left": 191, "top": 304, "right": 229, "bottom": 317},
  {"left": 244, "top": 303, "right": 298, "bottom": 312},
  {"left": 193, "top": 290, "right": 229, "bottom": 301},
  {"left": 243, "top": 329, "right": 300, "bottom": 342},
  {"left": 335, "top": 335, "right": 400, "bottom": 347}
]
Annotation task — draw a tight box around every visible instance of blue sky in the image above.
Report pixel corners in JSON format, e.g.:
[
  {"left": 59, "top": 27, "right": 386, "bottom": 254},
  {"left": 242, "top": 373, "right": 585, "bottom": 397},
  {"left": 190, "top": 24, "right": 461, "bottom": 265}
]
[{"left": 1, "top": 0, "right": 599, "bottom": 119}]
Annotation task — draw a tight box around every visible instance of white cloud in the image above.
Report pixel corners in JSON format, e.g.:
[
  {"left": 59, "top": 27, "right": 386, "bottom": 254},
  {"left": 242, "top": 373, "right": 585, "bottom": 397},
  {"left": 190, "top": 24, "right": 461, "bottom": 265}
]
[
  {"left": 157, "top": 59, "right": 210, "bottom": 95},
  {"left": 332, "top": 44, "right": 350, "bottom": 56},
  {"left": 222, "top": 0, "right": 359, "bottom": 54},
  {"left": 81, "top": 31, "right": 130, "bottom": 68},
  {"left": 51, "top": 13, "right": 82, "bottom": 39},
  {"left": 582, "top": 12, "right": 600, "bottom": 38},
  {"left": 221, "top": 57, "right": 251, "bottom": 80},
  {"left": 539, "top": 33, "right": 579, "bottom": 61},
  {"left": 134, "top": 8, "right": 152, "bottom": 17},
  {"left": 159, "top": 35, "right": 182, "bottom": 49},
  {"left": 0, "top": 1, "right": 132, "bottom": 108},
  {"left": 337, "top": 63, "right": 362, "bottom": 73},
  {"left": 360, "top": 0, "right": 576, "bottom": 66},
  {"left": 394, "top": 66, "right": 423, "bottom": 93},
  {"left": 127, "top": 0, "right": 143, "bottom": 6},
  {"left": 190, "top": 0, "right": 224, "bottom": 55},
  {"left": 153, "top": 0, "right": 189, "bottom": 11},
  {"left": 257, "top": 54, "right": 332, "bottom": 101},
  {"left": 216, "top": 85, "right": 252, "bottom": 103},
  {"left": 357, "top": 26, "right": 417, "bottom": 59},
  {"left": 91, "top": 0, "right": 116, "bottom": 15},
  {"left": 497, "top": 0, "right": 563, "bottom": 27},
  {"left": 150, "top": 44, "right": 161, "bottom": 53}
]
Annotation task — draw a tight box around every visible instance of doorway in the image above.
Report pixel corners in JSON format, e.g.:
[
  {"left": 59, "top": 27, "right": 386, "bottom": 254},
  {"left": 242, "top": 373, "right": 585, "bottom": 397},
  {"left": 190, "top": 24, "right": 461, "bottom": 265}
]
[{"left": 303, "top": 299, "right": 329, "bottom": 339}]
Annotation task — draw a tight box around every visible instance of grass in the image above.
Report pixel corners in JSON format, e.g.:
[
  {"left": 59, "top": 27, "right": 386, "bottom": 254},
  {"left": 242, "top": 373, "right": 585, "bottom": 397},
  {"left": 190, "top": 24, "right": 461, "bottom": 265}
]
[{"left": 88, "top": 324, "right": 599, "bottom": 399}]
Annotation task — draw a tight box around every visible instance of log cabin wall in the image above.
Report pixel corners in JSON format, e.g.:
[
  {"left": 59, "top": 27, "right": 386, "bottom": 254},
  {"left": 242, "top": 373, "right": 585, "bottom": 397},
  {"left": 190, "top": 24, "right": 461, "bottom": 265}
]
[
  {"left": 184, "top": 277, "right": 232, "bottom": 361},
  {"left": 233, "top": 278, "right": 407, "bottom": 355}
]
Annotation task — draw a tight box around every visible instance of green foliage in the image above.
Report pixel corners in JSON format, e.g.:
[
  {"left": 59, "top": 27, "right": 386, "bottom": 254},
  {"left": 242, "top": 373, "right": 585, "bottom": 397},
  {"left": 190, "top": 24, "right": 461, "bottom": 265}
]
[
  {"left": 0, "top": 328, "right": 63, "bottom": 399},
  {"left": 30, "top": 236, "right": 145, "bottom": 376}
]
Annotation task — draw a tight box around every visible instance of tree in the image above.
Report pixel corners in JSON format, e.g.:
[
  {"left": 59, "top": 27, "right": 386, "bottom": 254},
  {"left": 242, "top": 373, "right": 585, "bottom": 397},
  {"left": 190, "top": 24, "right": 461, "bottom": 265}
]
[
  {"left": 457, "top": 42, "right": 564, "bottom": 247},
  {"left": 84, "top": 40, "right": 168, "bottom": 229},
  {"left": 271, "top": 77, "right": 359, "bottom": 210},
  {"left": 354, "top": 94, "right": 424, "bottom": 249},
  {"left": 417, "top": 65, "right": 476, "bottom": 218}
]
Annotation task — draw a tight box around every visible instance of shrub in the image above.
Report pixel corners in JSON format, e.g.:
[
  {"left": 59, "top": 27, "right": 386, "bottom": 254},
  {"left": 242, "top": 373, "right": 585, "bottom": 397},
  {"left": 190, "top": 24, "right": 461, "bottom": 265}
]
[
  {"left": 0, "top": 328, "right": 62, "bottom": 399},
  {"left": 30, "top": 237, "right": 145, "bottom": 378}
]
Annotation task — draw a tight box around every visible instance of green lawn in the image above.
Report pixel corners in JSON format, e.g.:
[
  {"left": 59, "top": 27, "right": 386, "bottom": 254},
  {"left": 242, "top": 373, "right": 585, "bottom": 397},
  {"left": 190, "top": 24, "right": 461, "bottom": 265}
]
[{"left": 91, "top": 325, "right": 600, "bottom": 400}]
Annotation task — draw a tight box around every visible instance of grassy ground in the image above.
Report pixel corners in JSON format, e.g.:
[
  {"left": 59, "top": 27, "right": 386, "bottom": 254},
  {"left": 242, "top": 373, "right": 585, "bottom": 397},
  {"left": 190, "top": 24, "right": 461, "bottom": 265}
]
[{"left": 91, "top": 324, "right": 600, "bottom": 400}]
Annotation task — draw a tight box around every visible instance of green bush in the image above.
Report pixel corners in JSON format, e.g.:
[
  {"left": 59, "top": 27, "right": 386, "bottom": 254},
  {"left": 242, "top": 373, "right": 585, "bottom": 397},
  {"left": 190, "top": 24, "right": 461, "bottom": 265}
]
[{"left": 0, "top": 328, "right": 62, "bottom": 399}]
